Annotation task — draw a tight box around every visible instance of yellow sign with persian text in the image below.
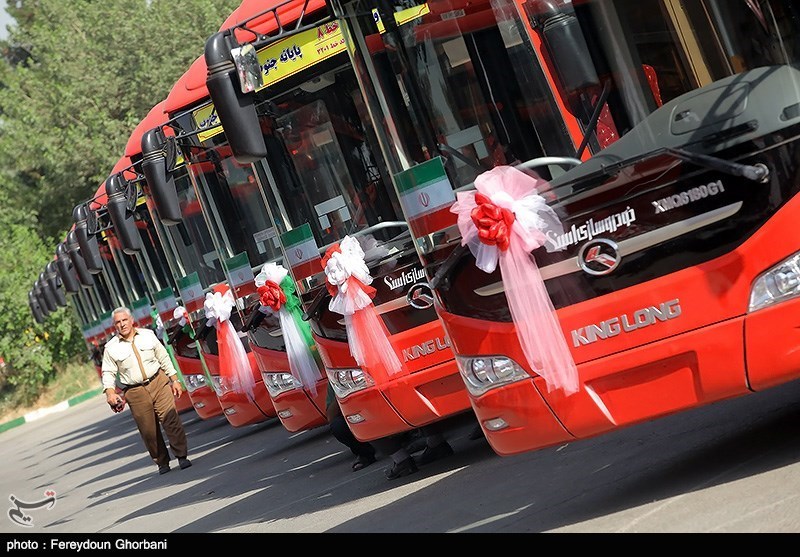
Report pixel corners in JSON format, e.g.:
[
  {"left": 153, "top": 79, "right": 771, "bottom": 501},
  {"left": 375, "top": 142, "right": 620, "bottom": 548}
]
[
  {"left": 194, "top": 104, "right": 224, "bottom": 143},
  {"left": 373, "top": 4, "right": 430, "bottom": 33},
  {"left": 192, "top": 4, "right": 430, "bottom": 143}
]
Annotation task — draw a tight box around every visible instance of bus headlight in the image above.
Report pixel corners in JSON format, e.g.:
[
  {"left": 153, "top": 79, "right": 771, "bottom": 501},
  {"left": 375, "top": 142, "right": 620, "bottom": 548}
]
[
  {"left": 261, "top": 371, "right": 298, "bottom": 397},
  {"left": 210, "top": 375, "right": 233, "bottom": 396},
  {"left": 749, "top": 253, "right": 800, "bottom": 311},
  {"left": 327, "top": 367, "right": 375, "bottom": 399},
  {"left": 183, "top": 373, "right": 207, "bottom": 393},
  {"left": 456, "top": 355, "right": 530, "bottom": 396}
]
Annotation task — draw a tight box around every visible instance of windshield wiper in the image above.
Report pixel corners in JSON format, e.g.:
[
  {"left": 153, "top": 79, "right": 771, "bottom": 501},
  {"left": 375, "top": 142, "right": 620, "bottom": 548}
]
[
  {"left": 557, "top": 145, "right": 769, "bottom": 194},
  {"left": 664, "top": 147, "right": 768, "bottom": 182}
]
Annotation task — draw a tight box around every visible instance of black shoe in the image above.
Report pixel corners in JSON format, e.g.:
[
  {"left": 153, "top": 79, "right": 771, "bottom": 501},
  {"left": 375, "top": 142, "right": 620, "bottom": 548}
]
[
  {"left": 415, "top": 442, "right": 454, "bottom": 466},
  {"left": 384, "top": 457, "right": 418, "bottom": 480},
  {"left": 352, "top": 453, "right": 377, "bottom": 472},
  {"left": 158, "top": 464, "right": 171, "bottom": 475},
  {"left": 178, "top": 457, "right": 192, "bottom": 470}
]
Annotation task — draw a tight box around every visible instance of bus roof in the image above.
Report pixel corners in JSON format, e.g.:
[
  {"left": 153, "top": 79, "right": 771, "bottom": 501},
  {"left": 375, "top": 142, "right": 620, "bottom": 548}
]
[
  {"left": 124, "top": 100, "right": 168, "bottom": 158},
  {"left": 164, "top": 55, "right": 207, "bottom": 115},
  {"left": 90, "top": 156, "right": 132, "bottom": 209},
  {"left": 165, "top": 0, "right": 328, "bottom": 115}
]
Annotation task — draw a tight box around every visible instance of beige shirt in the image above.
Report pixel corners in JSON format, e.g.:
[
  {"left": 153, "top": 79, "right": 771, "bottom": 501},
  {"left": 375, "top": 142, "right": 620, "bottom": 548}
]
[{"left": 101, "top": 328, "right": 178, "bottom": 390}]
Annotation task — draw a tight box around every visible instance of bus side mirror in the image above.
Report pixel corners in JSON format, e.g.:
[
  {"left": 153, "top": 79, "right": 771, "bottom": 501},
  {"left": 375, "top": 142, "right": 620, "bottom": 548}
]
[
  {"left": 56, "top": 242, "right": 80, "bottom": 293},
  {"left": 72, "top": 203, "right": 104, "bottom": 273},
  {"left": 29, "top": 290, "right": 46, "bottom": 323},
  {"left": 37, "top": 274, "right": 58, "bottom": 312},
  {"left": 524, "top": 1, "right": 600, "bottom": 103},
  {"left": 45, "top": 261, "right": 67, "bottom": 307},
  {"left": 205, "top": 31, "right": 267, "bottom": 164},
  {"left": 66, "top": 230, "right": 95, "bottom": 287},
  {"left": 141, "top": 128, "right": 183, "bottom": 226},
  {"left": 33, "top": 282, "right": 50, "bottom": 317},
  {"left": 105, "top": 172, "right": 142, "bottom": 255}
]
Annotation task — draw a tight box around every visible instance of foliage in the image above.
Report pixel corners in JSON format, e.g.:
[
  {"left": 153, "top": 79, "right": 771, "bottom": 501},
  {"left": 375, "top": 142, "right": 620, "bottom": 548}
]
[
  {"left": 0, "top": 0, "right": 240, "bottom": 241},
  {"left": 0, "top": 357, "right": 99, "bottom": 423},
  {"left": 0, "top": 188, "right": 82, "bottom": 402},
  {"left": 0, "top": 0, "right": 239, "bottom": 403}
]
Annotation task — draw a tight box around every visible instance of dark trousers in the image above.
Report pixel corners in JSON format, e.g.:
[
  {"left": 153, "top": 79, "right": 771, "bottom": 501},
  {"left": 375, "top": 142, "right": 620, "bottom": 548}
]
[
  {"left": 124, "top": 371, "right": 188, "bottom": 467},
  {"left": 329, "top": 414, "right": 375, "bottom": 458}
]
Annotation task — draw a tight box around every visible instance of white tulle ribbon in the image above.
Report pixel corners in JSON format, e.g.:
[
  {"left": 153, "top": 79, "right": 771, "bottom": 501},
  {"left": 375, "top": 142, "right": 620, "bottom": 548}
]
[
  {"left": 450, "top": 165, "right": 579, "bottom": 395},
  {"left": 254, "top": 262, "right": 322, "bottom": 396},
  {"left": 323, "top": 236, "right": 402, "bottom": 384},
  {"left": 173, "top": 306, "right": 188, "bottom": 327},
  {"left": 203, "top": 289, "right": 255, "bottom": 399}
]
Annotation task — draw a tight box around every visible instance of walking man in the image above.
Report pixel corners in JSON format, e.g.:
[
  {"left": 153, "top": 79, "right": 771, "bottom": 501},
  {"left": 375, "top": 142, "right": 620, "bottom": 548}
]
[{"left": 101, "top": 306, "right": 192, "bottom": 475}]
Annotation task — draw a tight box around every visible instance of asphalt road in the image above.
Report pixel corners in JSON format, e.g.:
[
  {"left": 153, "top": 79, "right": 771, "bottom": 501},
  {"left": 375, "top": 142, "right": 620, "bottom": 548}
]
[{"left": 2, "top": 377, "right": 800, "bottom": 536}]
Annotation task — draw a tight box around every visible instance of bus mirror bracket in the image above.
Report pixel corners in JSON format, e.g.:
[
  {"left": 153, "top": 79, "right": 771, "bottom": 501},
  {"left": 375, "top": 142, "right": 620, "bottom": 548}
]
[
  {"left": 105, "top": 172, "right": 142, "bottom": 255},
  {"left": 142, "top": 127, "right": 183, "bottom": 226},
  {"left": 205, "top": 31, "right": 268, "bottom": 164}
]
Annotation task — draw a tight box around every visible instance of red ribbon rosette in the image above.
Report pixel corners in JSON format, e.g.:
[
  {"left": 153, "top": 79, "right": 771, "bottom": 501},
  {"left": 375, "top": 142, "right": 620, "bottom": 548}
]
[
  {"left": 258, "top": 281, "right": 286, "bottom": 313},
  {"left": 451, "top": 166, "right": 579, "bottom": 395}
]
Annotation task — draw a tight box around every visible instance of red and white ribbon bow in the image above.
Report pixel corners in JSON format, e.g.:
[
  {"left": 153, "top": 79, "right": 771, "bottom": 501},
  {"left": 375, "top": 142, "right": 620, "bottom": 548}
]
[
  {"left": 204, "top": 289, "right": 255, "bottom": 399},
  {"left": 254, "top": 262, "right": 322, "bottom": 396},
  {"left": 323, "top": 236, "right": 402, "bottom": 385},
  {"left": 451, "top": 166, "right": 579, "bottom": 395},
  {"left": 173, "top": 306, "right": 188, "bottom": 327}
]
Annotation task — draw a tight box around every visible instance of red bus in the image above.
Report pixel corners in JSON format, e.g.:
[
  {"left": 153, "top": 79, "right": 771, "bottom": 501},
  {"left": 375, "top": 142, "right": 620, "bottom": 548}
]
[
  {"left": 200, "top": 0, "right": 478, "bottom": 451},
  {"left": 139, "top": 56, "right": 282, "bottom": 428},
  {"left": 73, "top": 154, "right": 197, "bottom": 414},
  {"left": 284, "top": 0, "right": 800, "bottom": 456},
  {"left": 123, "top": 100, "right": 225, "bottom": 421}
]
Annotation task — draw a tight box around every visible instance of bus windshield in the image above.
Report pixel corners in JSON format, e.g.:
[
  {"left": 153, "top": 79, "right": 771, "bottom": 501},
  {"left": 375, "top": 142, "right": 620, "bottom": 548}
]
[{"left": 339, "top": 0, "right": 800, "bottom": 189}]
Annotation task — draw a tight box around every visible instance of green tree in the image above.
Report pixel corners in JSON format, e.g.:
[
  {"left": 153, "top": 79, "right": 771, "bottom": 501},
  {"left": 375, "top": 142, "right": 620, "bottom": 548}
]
[
  {"left": 0, "top": 0, "right": 240, "bottom": 241},
  {"left": 0, "top": 0, "right": 240, "bottom": 403},
  {"left": 0, "top": 188, "right": 83, "bottom": 402}
]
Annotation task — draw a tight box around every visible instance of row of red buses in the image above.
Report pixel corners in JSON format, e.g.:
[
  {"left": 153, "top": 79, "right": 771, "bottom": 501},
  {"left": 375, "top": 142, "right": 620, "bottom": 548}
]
[
  {"left": 34, "top": 0, "right": 800, "bottom": 471},
  {"left": 148, "top": 0, "right": 477, "bottom": 447},
  {"left": 201, "top": 0, "right": 800, "bottom": 456}
]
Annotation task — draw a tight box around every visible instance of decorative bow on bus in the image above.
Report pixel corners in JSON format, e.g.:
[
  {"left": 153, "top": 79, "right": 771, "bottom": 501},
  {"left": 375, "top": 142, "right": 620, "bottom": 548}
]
[
  {"left": 451, "top": 165, "right": 579, "bottom": 395},
  {"left": 204, "top": 289, "right": 255, "bottom": 398},
  {"left": 254, "top": 262, "right": 322, "bottom": 395},
  {"left": 323, "top": 236, "right": 402, "bottom": 385}
]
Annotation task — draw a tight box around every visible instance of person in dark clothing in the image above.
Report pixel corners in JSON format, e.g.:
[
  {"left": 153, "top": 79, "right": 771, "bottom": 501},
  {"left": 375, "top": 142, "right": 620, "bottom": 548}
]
[
  {"left": 326, "top": 384, "right": 377, "bottom": 471},
  {"left": 371, "top": 424, "right": 453, "bottom": 480}
]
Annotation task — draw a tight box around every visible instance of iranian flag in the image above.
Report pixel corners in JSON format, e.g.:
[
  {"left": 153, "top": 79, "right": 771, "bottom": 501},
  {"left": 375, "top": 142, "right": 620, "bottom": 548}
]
[
  {"left": 100, "top": 311, "right": 114, "bottom": 338},
  {"left": 131, "top": 297, "right": 153, "bottom": 328},
  {"left": 395, "top": 157, "right": 457, "bottom": 239},
  {"left": 281, "top": 223, "right": 321, "bottom": 281},
  {"left": 224, "top": 252, "right": 256, "bottom": 298},
  {"left": 154, "top": 287, "right": 178, "bottom": 325},
  {"left": 92, "top": 319, "right": 103, "bottom": 344},
  {"left": 178, "top": 272, "right": 205, "bottom": 314}
]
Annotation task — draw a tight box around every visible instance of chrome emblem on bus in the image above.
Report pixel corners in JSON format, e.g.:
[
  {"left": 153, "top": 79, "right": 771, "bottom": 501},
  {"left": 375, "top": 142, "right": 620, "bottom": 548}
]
[
  {"left": 578, "top": 238, "right": 620, "bottom": 276},
  {"left": 407, "top": 282, "right": 434, "bottom": 310}
]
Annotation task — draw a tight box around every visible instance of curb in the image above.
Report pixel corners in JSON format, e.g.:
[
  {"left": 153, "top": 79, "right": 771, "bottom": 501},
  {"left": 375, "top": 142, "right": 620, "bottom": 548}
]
[{"left": 0, "top": 388, "right": 104, "bottom": 434}]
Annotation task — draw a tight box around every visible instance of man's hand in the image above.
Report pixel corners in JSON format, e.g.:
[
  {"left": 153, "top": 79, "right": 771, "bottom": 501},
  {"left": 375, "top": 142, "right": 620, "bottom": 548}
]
[
  {"left": 106, "top": 391, "right": 125, "bottom": 413},
  {"left": 170, "top": 379, "right": 183, "bottom": 399}
]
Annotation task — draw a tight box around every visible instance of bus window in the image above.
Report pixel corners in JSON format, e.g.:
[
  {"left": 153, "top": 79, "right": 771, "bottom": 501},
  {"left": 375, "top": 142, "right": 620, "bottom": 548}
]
[
  {"left": 187, "top": 143, "right": 283, "bottom": 269},
  {"left": 258, "top": 65, "right": 402, "bottom": 248},
  {"left": 160, "top": 165, "right": 227, "bottom": 288}
]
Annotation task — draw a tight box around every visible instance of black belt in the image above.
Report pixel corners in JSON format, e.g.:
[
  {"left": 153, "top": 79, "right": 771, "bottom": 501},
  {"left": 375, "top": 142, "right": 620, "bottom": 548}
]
[{"left": 122, "top": 373, "right": 158, "bottom": 390}]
